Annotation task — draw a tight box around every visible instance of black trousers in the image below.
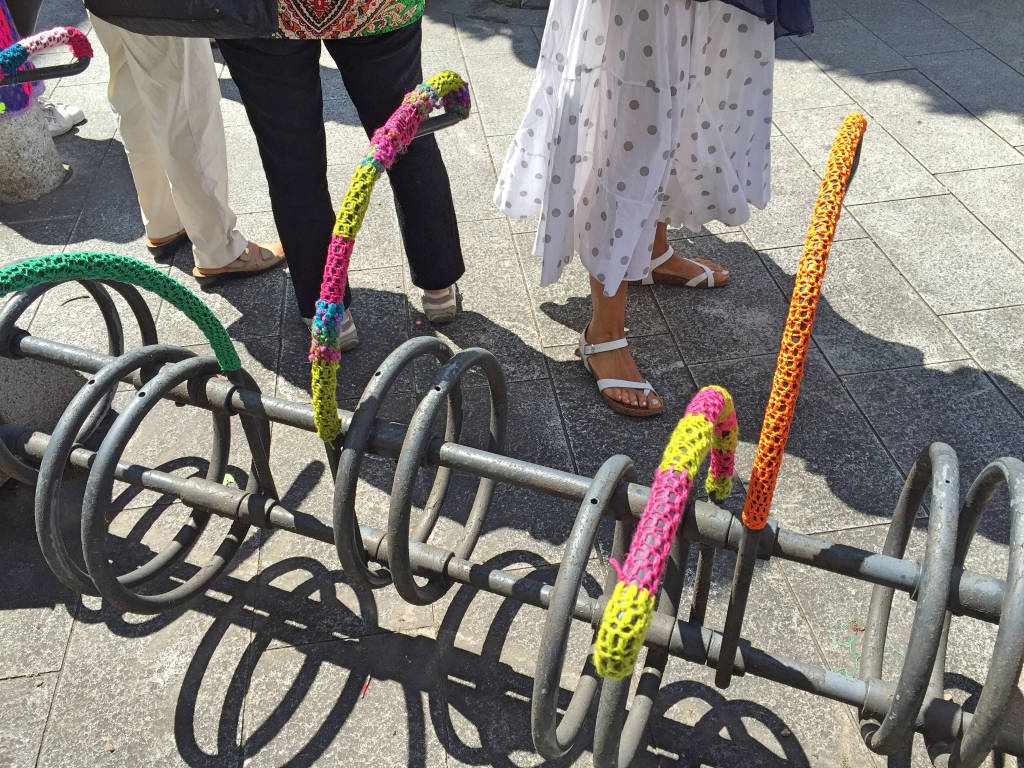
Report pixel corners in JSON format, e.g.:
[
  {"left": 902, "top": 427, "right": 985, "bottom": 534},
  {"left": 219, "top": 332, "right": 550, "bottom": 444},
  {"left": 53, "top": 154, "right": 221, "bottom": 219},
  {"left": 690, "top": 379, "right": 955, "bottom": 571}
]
[
  {"left": 7, "top": 0, "right": 43, "bottom": 35},
  {"left": 218, "top": 21, "right": 464, "bottom": 318}
]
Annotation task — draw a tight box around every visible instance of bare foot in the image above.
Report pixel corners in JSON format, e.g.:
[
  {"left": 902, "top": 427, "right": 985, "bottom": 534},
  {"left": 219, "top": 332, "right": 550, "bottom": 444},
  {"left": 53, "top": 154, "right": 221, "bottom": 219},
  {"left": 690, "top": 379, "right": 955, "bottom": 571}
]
[
  {"left": 582, "top": 327, "right": 662, "bottom": 412},
  {"left": 653, "top": 251, "right": 730, "bottom": 286}
]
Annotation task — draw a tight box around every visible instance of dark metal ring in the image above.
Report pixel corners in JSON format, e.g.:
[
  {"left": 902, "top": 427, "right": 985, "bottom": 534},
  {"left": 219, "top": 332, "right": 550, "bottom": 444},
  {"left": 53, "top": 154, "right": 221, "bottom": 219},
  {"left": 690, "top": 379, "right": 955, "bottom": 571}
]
[
  {"left": 941, "top": 458, "right": 1024, "bottom": 768},
  {"left": 861, "top": 443, "right": 960, "bottom": 754},
  {"left": 333, "top": 336, "right": 459, "bottom": 589},
  {"left": 531, "top": 454, "right": 635, "bottom": 761},
  {"left": 0, "top": 280, "right": 127, "bottom": 448},
  {"left": 80, "top": 356, "right": 246, "bottom": 614},
  {"left": 34, "top": 344, "right": 195, "bottom": 595},
  {"left": 386, "top": 347, "right": 507, "bottom": 606}
]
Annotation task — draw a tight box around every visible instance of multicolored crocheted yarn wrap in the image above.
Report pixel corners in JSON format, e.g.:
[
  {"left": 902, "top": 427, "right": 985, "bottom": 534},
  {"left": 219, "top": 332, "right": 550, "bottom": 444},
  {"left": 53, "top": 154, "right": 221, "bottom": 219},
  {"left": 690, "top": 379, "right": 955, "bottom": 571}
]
[
  {"left": 740, "top": 113, "right": 866, "bottom": 531},
  {"left": 310, "top": 70, "right": 470, "bottom": 443},
  {"left": 0, "top": 25, "right": 92, "bottom": 81},
  {"left": 594, "top": 386, "right": 738, "bottom": 680},
  {"left": 0, "top": 3, "right": 36, "bottom": 118},
  {"left": 0, "top": 253, "right": 240, "bottom": 371}
]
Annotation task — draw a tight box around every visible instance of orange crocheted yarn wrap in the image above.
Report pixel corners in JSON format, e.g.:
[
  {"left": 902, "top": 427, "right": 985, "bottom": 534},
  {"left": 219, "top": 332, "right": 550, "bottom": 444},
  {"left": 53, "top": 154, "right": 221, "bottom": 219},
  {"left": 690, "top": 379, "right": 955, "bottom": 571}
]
[{"left": 740, "top": 113, "right": 867, "bottom": 530}]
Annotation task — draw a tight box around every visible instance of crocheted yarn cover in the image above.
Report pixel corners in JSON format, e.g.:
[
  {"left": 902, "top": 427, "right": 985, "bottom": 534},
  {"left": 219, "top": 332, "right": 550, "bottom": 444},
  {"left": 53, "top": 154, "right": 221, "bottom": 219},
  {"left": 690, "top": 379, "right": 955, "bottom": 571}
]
[
  {"left": 0, "top": 3, "right": 34, "bottom": 117},
  {"left": 0, "top": 253, "right": 240, "bottom": 371},
  {"left": 0, "top": 25, "right": 92, "bottom": 79},
  {"left": 740, "top": 113, "right": 866, "bottom": 531},
  {"left": 594, "top": 385, "right": 738, "bottom": 680},
  {"left": 0, "top": 25, "right": 92, "bottom": 116},
  {"left": 310, "top": 70, "right": 470, "bottom": 442}
]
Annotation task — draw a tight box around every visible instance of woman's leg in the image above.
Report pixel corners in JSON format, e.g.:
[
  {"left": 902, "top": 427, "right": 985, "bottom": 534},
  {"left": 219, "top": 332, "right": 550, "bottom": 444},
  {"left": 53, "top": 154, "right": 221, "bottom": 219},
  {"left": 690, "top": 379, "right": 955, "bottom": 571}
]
[
  {"left": 585, "top": 277, "right": 661, "bottom": 411},
  {"left": 325, "top": 22, "right": 464, "bottom": 294},
  {"left": 217, "top": 37, "right": 351, "bottom": 316}
]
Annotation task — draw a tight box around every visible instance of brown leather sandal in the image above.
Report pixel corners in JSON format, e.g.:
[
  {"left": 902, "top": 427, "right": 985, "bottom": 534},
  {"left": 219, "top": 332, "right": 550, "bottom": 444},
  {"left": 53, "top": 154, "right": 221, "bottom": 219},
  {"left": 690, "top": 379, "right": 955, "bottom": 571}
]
[
  {"left": 146, "top": 230, "right": 189, "bottom": 260},
  {"left": 192, "top": 242, "right": 284, "bottom": 284}
]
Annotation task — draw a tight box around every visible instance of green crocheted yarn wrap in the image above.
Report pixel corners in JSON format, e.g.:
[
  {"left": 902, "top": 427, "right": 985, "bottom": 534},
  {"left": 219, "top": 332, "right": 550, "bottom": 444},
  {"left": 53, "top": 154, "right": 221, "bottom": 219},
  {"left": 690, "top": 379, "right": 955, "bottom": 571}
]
[{"left": 0, "top": 252, "right": 240, "bottom": 371}]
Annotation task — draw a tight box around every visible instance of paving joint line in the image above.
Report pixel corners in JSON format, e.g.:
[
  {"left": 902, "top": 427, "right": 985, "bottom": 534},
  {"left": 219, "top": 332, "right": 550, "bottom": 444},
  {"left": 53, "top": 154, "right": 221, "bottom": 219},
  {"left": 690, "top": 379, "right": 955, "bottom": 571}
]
[
  {"left": 32, "top": 599, "right": 83, "bottom": 768},
  {"left": 908, "top": 0, "right": 1024, "bottom": 77}
]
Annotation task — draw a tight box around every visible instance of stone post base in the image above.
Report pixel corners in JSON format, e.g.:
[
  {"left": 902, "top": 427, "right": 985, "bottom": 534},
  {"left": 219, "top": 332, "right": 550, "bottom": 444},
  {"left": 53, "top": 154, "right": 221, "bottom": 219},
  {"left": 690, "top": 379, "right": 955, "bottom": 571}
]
[{"left": 0, "top": 103, "right": 67, "bottom": 205}]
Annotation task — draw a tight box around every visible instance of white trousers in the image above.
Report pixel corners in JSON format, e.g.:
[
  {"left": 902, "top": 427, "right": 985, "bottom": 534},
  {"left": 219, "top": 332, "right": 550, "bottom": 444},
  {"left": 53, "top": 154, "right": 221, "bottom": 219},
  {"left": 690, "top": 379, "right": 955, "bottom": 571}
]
[{"left": 91, "top": 16, "right": 245, "bottom": 269}]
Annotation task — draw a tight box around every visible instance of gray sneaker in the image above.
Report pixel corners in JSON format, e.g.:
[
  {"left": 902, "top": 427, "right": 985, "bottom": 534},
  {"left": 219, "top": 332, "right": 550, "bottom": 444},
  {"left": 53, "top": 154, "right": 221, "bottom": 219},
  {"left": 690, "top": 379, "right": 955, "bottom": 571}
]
[
  {"left": 421, "top": 285, "right": 458, "bottom": 324},
  {"left": 303, "top": 309, "right": 358, "bottom": 352},
  {"left": 38, "top": 98, "right": 85, "bottom": 137}
]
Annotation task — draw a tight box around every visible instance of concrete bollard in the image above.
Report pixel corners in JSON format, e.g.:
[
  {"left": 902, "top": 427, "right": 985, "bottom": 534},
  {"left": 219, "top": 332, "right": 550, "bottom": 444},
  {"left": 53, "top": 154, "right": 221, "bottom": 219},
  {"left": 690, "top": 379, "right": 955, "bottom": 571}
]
[{"left": 0, "top": 102, "right": 67, "bottom": 204}]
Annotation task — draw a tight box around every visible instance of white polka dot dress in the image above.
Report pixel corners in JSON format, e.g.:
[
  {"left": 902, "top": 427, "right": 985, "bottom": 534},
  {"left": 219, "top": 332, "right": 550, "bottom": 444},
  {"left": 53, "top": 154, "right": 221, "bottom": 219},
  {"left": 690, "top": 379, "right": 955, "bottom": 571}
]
[{"left": 494, "top": 0, "right": 776, "bottom": 296}]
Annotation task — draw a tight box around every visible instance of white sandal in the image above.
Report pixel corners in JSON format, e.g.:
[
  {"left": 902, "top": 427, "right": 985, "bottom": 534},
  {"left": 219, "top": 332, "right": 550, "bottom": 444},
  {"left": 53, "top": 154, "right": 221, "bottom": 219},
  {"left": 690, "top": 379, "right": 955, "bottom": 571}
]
[
  {"left": 575, "top": 328, "right": 663, "bottom": 417},
  {"left": 640, "top": 246, "right": 728, "bottom": 288}
]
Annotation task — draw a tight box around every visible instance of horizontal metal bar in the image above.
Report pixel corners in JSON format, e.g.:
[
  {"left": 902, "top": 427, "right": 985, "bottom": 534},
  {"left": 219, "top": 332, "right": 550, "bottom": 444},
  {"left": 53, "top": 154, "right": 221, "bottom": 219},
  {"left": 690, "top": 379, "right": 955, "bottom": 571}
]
[
  {"left": 8, "top": 427, "right": 1021, "bottom": 756},
  {"left": 3, "top": 332, "right": 1009, "bottom": 623},
  {"left": 413, "top": 110, "right": 467, "bottom": 138},
  {"left": 773, "top": 527, "right": 1004, "bottom": 623},
  {"left": 1, "top": 57, "right": 90, "bottom": 84}
]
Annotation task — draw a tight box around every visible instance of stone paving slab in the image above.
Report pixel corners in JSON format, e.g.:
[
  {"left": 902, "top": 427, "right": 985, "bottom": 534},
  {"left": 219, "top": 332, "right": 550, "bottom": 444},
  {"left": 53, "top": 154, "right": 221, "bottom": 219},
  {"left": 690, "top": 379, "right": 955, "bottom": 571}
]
[
  {"left": 916, "top": 0, "right": 1024, "bottom": 74},
  {"left": 843, "top": 360, "right": 1024, "bottom": 504},
  {"left": 760, "top": 239, "right": 967, "bottom": 374},
  {"left": 942, "top": 306, "right": 1024, "bottom": 414},
  {"left": 771, "top": 41, "right": 858, "bottom": 114},
  {"left": 0, "top": 483, "right": 78, "bottom": 681},
  {"left": 657, "top": 232, "right": 791, "bottom": 364},
  {"left": 0, "top": 216, "right": 75, "bottom": 266},
  {"left": 794, "top": 17, "right": 910, "bottom": 75},
  {"left": 908, "top": 47, "right": 1024, "bottom": 146},
  {"left": 849, "top": 194, "right": 1024, "bottom": 315},
  {"left": 3, "top": 0, "right": 1024, "bottom": 765},
  {"left": 833, "top": 0, "right": 977, "bottom": 57},
  {"left": 0, "top": 674, "right": 55, "bottom": 768},
  {"left": 935, "top": 163, "right": 1024, "bottom": 258},
  {"left": 829, "top": 69, "right": 1023, "bottom": 174},
  {"left": 773, "top": 107, "right": 945, "bottom": 206},
  {"left": 741, "top": 136, "right": 865, "bottom": 250}
]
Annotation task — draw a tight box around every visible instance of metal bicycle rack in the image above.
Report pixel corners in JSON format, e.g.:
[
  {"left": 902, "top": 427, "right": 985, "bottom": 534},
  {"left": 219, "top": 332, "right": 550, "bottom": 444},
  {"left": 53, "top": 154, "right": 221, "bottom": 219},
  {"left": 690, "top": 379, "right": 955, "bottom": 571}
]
[
  {"left": 1, "top": 33, "right": 1022, "bottom": 765},
  {"left": 0, "top": 276, "right": 1021, "bottom": 767}
]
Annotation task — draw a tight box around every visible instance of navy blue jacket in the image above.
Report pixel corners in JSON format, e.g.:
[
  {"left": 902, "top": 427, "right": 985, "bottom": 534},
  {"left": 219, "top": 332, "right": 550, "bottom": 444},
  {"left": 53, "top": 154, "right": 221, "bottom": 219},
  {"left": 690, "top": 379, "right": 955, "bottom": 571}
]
[{"left": 699, "top": 0, "right": 813, "bottom": 37}]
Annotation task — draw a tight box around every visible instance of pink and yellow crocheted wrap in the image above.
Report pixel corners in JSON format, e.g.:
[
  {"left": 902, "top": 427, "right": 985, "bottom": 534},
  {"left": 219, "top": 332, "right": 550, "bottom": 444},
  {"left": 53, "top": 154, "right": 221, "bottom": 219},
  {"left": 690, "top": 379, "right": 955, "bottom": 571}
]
[
  {"left": 310, "top": 70, "right": 470, "bottom": 442},
  {"left": 594, "top": 386, "right": 738, "bottom": 680}
]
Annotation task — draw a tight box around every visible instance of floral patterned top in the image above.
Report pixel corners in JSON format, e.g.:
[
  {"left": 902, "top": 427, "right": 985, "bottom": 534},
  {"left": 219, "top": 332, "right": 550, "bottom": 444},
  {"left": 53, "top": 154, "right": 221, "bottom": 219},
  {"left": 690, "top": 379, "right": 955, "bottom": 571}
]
[{"left": 278, "top": 0, "right": 424, "bottom": 38}]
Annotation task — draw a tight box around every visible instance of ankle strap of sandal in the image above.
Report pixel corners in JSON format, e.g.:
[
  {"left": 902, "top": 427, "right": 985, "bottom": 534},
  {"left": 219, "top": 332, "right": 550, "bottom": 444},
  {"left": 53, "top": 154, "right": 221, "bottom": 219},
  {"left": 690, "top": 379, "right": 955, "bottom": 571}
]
[{"left": 580, "top": 336, "right": 628, "bottom": 357}]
